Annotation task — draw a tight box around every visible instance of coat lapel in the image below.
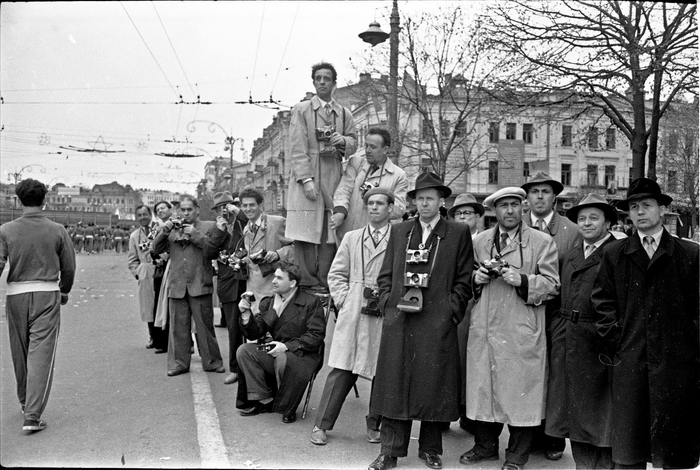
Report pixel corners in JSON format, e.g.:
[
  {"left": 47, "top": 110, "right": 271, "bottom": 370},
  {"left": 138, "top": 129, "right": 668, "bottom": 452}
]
[
  {"left": 624, "top": 234, "right": 650, "bottom": 270},
  {"left": 366, "top": 227, "right": 389, "bottom": 264},
  {"left": 275, "top": 289, "right": 303, "bottom": 330},
  {"left": 649, "top": 230, "right": 674, "bottom": 268}
]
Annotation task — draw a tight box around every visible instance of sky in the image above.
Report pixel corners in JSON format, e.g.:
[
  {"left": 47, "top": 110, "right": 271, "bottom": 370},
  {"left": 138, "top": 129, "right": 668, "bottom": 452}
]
[{"left": 0, "top": 1, "right": 471, "bottom": 194}]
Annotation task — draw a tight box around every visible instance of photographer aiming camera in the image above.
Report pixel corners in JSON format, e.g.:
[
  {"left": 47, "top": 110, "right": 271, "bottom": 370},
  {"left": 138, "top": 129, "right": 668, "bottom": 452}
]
[
  {"left": 461, "top": 187, "right": 559, "bottom": 470},
  {"left": 286, "top": 62, "right": 357, "bottom": 296},
  {"left": 310, "top": 187, "right": 395, "bottom": 446}
]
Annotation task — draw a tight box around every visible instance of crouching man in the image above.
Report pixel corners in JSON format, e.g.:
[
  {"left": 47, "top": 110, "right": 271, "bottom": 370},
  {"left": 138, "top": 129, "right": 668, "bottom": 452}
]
[{"left": 236, "top": 261, "right": 326, "bottom": 424}]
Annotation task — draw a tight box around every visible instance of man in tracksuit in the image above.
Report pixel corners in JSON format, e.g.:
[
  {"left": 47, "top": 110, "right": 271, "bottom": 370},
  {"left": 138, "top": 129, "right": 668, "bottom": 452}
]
[{"left": 0, "top": 179, "right": 76, "bottom": 433}]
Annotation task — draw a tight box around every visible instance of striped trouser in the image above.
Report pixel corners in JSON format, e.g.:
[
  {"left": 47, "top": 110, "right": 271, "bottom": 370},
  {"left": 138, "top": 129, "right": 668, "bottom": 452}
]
[{"left": 6, "top": 291, "right": 61, "bottom": 421}]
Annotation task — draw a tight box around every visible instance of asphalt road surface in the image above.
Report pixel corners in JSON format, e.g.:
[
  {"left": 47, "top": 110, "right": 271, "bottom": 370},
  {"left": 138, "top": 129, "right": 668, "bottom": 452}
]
[{"left": 1, "top": 250, "right": 577, "bottom": 469}]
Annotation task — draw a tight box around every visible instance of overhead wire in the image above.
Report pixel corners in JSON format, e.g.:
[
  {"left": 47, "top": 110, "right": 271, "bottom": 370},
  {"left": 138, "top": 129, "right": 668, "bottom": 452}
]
[
  {"left": 248, "top": 3, "right": 266, "bottom": 100},
  {"left": 270, "top": 2, "right": 300, "bottom": 98}
]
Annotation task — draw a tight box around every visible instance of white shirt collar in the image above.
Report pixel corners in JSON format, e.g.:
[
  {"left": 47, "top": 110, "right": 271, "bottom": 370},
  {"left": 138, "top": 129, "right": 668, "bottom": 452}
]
[
  {"left": 531, "top": 210, "right": 554, "bottom": 227},
  {"left": 368, "top": 223, "right": 390, "bottom": 236},
  {"left": 584, "top": 233, "right": 611, "bottom": 254},
  {"left": 498, "top": 225, "right": 520, "bottom": 241},
  {"left": 419, "top": 213, "right": 441, "bottom": 231},
  {"left": 637, "top": 227, "right": 663, "bottom": 246}
]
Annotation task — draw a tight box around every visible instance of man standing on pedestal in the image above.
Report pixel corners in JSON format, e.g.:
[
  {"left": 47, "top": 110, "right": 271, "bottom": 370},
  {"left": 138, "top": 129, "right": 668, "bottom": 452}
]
[{"left": 286, "top": 62, "right": 357, "bottom": 296}]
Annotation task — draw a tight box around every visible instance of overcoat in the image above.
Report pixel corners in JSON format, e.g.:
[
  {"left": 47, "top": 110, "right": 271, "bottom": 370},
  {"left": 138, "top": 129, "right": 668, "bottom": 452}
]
[
  {"left": 242, "top": 214, "right": 294, "bottom": 312},
  {"left": 286, "top": 95, "right": 357, "bottom": 244},
  {"left": 546, "top": 236, "right": 616, "bottom": 446},
  {"left": 466, "top": 223, "right": 559, "bottom": 426},
  {"left": 127, "top": 226, "right": 156, "bottom": 322},
  {"left": 591, "top": 231, "right": 700, "bottom": 468},
  {"left": 332, "top": 155, "right": 408, "bottom": 241},
  {"left": 203, "top": 211, "right": 248, "bottom": 304},
  {"left": 236, "top": 289, "right": 326, "bottom": 416},
  {"left": 327, "top": 225, "right": 389, "bottom": 378},
  {"left": 370, "top": 217, "right": 473, "bottom": 422}
]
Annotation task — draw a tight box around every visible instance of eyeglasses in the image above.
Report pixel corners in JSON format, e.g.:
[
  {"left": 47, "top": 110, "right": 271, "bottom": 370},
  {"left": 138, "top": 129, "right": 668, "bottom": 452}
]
[{"left": 454, "top": 210, "right": 475, "bottom": 217}]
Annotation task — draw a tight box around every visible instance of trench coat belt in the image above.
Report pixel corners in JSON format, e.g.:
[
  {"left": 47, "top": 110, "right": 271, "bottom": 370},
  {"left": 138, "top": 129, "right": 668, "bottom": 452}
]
[{"left": 557, "top": 308, "right": 596, "bottom": 324}]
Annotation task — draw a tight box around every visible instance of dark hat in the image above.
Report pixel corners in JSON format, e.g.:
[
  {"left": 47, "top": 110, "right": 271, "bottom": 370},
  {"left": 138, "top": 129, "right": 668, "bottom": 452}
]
[
  {"left": 521, "top": 171, "right": 564, "bottom": 195},
  {"left": 363, "top": 187, "right": 395, "bottom": 205},
  {"left": 566, "top": 193, "right": 618, "bottom": 224},
  {"left": 447, "top": 193, "right": 485, "bottom": 217},
  {"left": 211, "top": 191, "right": 234, "bottom": 210},
  {"left": 407, "top": 172, "right": 452, "bottom": 199},
  {"left": 616, "top": 177, "right": 673, "bottom": 211}
]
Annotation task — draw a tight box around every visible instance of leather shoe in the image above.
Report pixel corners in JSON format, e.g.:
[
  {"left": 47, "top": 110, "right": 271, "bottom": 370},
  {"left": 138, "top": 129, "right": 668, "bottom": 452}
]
[
  {"left": 310, "top": 426, "right": 327, "bottom": 445},
  {"left": 368, "top": 454, "right": 397, "bottom": 470},
  {"left": 418, "top": 451, "right": 442, "bottom": 469},
  {"left": 224, "top": 373, "right": 238, "bottom": 384},
  {"left": 154, "top": 348, "right": 167, "bottom": 354},
  {"left": 366, "top": 427, "right": 381, "bottom": 443},
  {"left": 501, "top": 461, "right": 524, "bottom": 470},
  {"left": 206, "top": 366, "right": 225, "bottom": 373},
  {"left": 146, "top": 338, "right": 155, "bottom": 349},
  {"left": 545, "top": 450, "right": 563, "bottom": 461},
  {"left": 282, "top": 411, "right": 296, "bottom": 423},
  {"left": 459, "top": 448, "right": 499, "bottom": 465},
  {"left": 239, "top": 401, "right": 273, "bottom": 416},
  {"left": 166, "top": 368, "right": 189, "bottom": 377}
]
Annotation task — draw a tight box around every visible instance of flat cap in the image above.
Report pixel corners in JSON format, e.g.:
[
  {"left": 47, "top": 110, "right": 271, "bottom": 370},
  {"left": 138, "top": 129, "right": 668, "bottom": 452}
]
[{"left": 363, "top": 187, "right": 395, "bottom": 205}]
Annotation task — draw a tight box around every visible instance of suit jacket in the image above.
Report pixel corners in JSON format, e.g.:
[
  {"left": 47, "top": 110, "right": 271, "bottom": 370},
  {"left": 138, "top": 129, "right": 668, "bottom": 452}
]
[
  {"left": 525, "top": 210, "right": 581, "bottom": 261},
  {"left": 203, "top": 211, "right": 248, "bottom": 303},
  {"left": 370, "top": 217, "right": 473, "bottom": 421},
  {"left": 153, "top": 219, "right": 215, "bottom": 299},
  {"left": 236, "top": 289, "right": 326, "bottom": 415},
  {"left": 592, "top": 231, "right": 699, "bottom": 468},
  {"left": 286, "top": 95, "right": 357, "bottom": 244}
]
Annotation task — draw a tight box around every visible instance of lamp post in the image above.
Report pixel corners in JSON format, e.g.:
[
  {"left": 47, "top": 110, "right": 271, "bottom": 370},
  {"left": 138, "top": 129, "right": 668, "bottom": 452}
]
[
  {"left": 6, "top": 164, "right": 46, "bottom": 185},
  {"left": 359, "top": 0, "right": 400, "bottom": 159},
  {"left": 186, "top": 120, "right": 244, "bottom": 193}
]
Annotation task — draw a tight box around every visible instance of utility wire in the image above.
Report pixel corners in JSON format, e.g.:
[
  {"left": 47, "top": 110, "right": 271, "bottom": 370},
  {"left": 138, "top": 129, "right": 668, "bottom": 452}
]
[
  {"left": 120, "top": 2, "right": 181, "bottom": 101},
  {"left": 270, "top": 3, "right": 300, "bottom": 97},
  {"left": 151, "top": 1, "right": 197, "bottom": 99},
  {"left": 249, "top": 3, "right": 266, "bottom": 99}
]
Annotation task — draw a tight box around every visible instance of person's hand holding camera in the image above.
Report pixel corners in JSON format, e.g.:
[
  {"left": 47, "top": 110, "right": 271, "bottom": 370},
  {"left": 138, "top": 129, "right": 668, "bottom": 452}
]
[
  {"left": 262, "top": 250, "right": 279, "bottom": 264},
  {"left": 182, "top": 224, "right": 195, "bottom": 236},
  {"left": 329, "top": 213, "right": 345, "bottom": 230},
  {"left": 500, "top": 267, "right": 522, "bottom": 287},
  {"left": 328, "top": 132, "right": 345, "bottom": 148},
  {"left": 215, "top": 216, "right": 227, "bottom": 231},
  {"left": 266, "top": 341, "right": 288, "bottom": 358},
  {"left": 163, "top": 219, "right": 175, "bottom": 232},
  {"left": 474, "top": 265, "right": 493, "bottom": 285},
  {"left": 225, "top": 202, "right": 240, "bottom": 217},
  {"left": 303, "top": 180, "right": 318, "bottom": 201}
]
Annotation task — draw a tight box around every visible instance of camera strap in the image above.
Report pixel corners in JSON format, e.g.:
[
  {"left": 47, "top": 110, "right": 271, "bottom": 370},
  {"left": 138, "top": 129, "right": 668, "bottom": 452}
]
[
  {"left": 314, "top": 107, "right": 337, "bottom": 128},
  {"left": 403, "top": 224, "right": 441, "bottom": 279},
  {"left": 361, "top": 160, "right": 385, "bottom": 189},
  {"left": 489, "top": 222, "right": 524, "bottom": 269}
]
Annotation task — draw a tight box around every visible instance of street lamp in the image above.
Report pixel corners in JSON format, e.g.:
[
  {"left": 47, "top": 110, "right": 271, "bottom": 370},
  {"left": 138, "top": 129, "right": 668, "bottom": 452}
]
[
  {"left": 6, "top": 164, "right": 47, "bottom": 185},
  {"left": 186, "top": 120, "right": 244, "bottom": 193},
  {"left": 359, "top": 0, "right": 400, "bottom": 159}
]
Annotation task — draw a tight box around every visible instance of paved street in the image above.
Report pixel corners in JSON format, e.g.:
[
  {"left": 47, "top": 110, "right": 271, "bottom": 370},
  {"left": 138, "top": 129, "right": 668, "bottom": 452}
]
[{"left": 1, "top": 251, "right": 576, "bottom": 469}]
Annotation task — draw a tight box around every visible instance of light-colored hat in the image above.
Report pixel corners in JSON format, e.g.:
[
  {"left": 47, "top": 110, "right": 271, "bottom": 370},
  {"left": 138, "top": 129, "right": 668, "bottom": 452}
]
[
  {"left": 211, "top": 191, "right": 234, "bottom": 210},
  {"left": 566, "top": 193, "right": 618, "bottom": 224},
  {"left": 363, "top": 187, "right": 395, "bottom": 205},
  {"left": 447, "top": 193, "right": 485, "bottom": 217},
  {"left": 483, "top": 187, "right": 527, "bottom": 209}
]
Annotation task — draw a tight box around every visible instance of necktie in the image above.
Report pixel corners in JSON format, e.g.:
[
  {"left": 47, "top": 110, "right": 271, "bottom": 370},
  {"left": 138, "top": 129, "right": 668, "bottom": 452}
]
[
  {"left": 584, "top": 244, "right": 595, "bottom": 259},
  {"left": 643, "top": 236, "right": 655, "bottom": 259},
  {"left": 372, "top": 229, "right": 381, "bottom": 246},
  {"left": 422, "top": 224, "right": 432, "bottom": 245},
  {"left": 537, "top": 218, "right": 546, "bottom": 231},
  {"left": 369, "top": 164, "right": 379, "bottom": 175},
  {"left": 325, "top": 103, "right": 332, "bottom": 118},
  {"left": 500, "top": 232, "right": 509, "bottom": 251}
]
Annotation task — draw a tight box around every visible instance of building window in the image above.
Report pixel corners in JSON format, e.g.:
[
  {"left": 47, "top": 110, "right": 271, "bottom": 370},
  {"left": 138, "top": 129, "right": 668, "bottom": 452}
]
[
  {"left": 605, "top": 128, "right": 616, "bottom": 149},
  {"left": 668, "top": 170, "right": 678, "bottom": 192},
  {"left": 422, "top": 119, "right": 432, "bottom": 141},
  {"left": 489, "top": 122, "right": 499, "bottom": 143},
  {"left": 562, "top": 125, "right": 572, "bottom": 147},
  {"left": 523, "top": 162, "right": 530, "bottom": 178},
  {"left": 605, "top": 165, "right": 616, "bottom": 190},
  {"left": 440, "top": 120, "right": 451, "bottom": 139},
  {"left": 506, "top": 123, "right": 516, "bottom": 140},
  {"left": 523, "top": 124, "right": 533, "bottom": 144},
  {"left": 454, "top": 120, "right": 467, "bottom": 138},
  {"left": 587, "top": 164, "right": 599, "bottom": 186},
  {"left": 561, "top": 164, "right": 572, "bottom": 186},
  {"left": 420, "top": 156, "right": 433, "bottom": 173},
  {"left": 629, "top": 167, "right": 634, "bottom": 186},
  {"left": 588, "top": 127, "right": 599, "bottom": 149},
  {"left": 668, "top": 133, "right": 679, "bottom": 152},
  {"left": 488, "top": 161, "right": 499, "bottom": 184}
]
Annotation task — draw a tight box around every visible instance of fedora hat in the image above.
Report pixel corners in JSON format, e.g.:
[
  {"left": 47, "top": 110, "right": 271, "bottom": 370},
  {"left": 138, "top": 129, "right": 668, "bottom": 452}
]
[
  {"left": 616, "top": 177, "right": 673, "bottom": 211},
  {"left": 483, "top": 187, "right": 527, "bottom": 209},
  {"left": 211, "top": 191, "right": 234, "bottom": 210},
  {"left": 447, "top": 193, "right": 485, "bottom": 217},
  {"left": 566, "top": 193, "right": 618, "bottom": 224},
  {"left": 407, "top": 172, "right": 452, "bottom": 199},
  {"left": 521, "top": 171, "right": 564, "bottom": 195}
]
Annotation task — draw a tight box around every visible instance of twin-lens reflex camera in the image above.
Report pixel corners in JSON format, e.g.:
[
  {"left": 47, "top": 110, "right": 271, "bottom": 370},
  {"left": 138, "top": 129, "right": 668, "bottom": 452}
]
[{"left": 361, "top": 286, "right": 382, "bottom": 317}]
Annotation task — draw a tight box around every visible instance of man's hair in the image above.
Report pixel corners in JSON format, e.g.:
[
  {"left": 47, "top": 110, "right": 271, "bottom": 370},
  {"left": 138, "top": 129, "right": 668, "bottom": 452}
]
[
  {"left": 367, "top": 127, "right": 391, "bottom": 148},
  {"left": 239, "top": 187, "right": 264, "bottom": 205},
  {"left": 15, "top": 179, "right": 48, "bottom": 207},
  {"left": 311, "top": 62, "right": 337, "bottom": 82},
  {"left": 154, "top": 200, "right": 171, "bottom": 211},
  {"left": 275, "top": 260, "right": 302, "bottom": 285},
  {"left": 135, "top": 204, "right": 151, "bottom": 215},
  {"left": 179, "top": 195, "right": 199, "bottom": 208}
]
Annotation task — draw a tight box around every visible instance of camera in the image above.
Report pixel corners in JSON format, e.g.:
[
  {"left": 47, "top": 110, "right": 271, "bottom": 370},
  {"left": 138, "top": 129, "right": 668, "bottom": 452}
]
[
  {"left": 406, "top": 249, "right": 430, "bottom": 264},
  {"left": 360, "top": 182, "right": 376, "bottom": 198},
  {"left": 147, "top": 226, "right": 158, "bottom": 240},
  {"left": 250, "top": 249, "right": 267, "bottom": 264},
  {"left": 171, "top": 218, "right": 183, "bottom": 229},
  {"left": 315, "top": 125, "right": 335, "bottom": 142},
  {"left": 361, "top": 285, "right": 382, "bottom": 317},
  {"left": 228, "top": 247, "right": 248, "bottom": 272},
  {"left": 363, "top": 286, "right": 379, "bottom": 300},
  {"left": 241, "top": 291, "right": 256, "bottom": 302},
  {"left": 138, "top": 240, "right": 151, "bottom": 252},
  {"left": 256, "top": 340, "right": 273, "bottom": 352},
  {"left": 481, "top": 258, "right": 510, "bottom": 279},
  {"left": 404, "top": 272, "right": 430, "bottom": 288}
]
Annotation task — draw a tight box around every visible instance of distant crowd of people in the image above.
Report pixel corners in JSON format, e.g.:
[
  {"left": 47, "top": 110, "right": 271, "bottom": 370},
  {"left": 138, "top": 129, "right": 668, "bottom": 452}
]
[{"left": 1, "top": 60, "right": 697, "bottom": 470}]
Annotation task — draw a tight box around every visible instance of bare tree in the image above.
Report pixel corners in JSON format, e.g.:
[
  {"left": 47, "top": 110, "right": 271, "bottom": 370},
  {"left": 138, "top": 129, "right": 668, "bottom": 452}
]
[{"left": 482, "top": 0, "right": 698, "bottom": 180}]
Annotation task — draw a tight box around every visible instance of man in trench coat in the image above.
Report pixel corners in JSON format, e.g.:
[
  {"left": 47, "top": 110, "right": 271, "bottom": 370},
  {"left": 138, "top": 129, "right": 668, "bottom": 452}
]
[
  {"left": 285, "top": 62, "right": 357, "bottom": 294},
  {"left": 368, "top": 172, "right": 473, "bottom": 470},
  {"left": 592, "top": 178, "right": 699, "bottom": 469},
  {"left": 462, "top": 187, "right": 559, "bottom": 470},
  {"left": 545, "top": 193, "right": 618, "bottom": 469}
]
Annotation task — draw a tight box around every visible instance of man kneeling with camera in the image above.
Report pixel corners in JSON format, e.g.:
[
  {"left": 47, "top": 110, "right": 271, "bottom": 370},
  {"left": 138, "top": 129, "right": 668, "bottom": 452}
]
[{"left": 235, "top": 261, "right": 326, "bottom": 423}]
